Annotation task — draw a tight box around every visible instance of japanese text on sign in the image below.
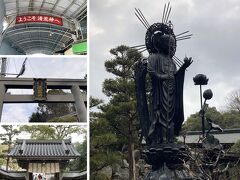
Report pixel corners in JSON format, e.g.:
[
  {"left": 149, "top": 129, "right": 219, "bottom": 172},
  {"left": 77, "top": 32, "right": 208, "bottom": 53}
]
[
  {"left": 33, "top": 79, "right": 47, "bottom": 101},
  {"left": 16, "top": 15, "right": 63, "bottom": 26}
]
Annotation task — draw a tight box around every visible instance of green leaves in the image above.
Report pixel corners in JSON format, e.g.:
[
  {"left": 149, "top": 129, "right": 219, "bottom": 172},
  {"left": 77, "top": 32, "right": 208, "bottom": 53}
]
[
  {"left": 105, "top": 45, "right": 142, "bottom": 79},
  {"left": 183, "top": 106, "right": 240, "bottom": 133},
  {"left": 20, "top": 125, "right": 83, "bottom": 140},
  {"left": 91, "top": 45, "right": 143, "bottom": 178},
  {"left": 0, "top": 125, "right": 20, "bottom": 145},
  {"left": 91, "top": 151, "right": 121, "bottom": 173},
  {"left": 103, "top": 78, "right": 135, "bottom": 98},
  {"left": 231, "top": 139, "right": 240, "bottom": 153},
  {"left": 92, "top": 133, "right": 118, "bottom": 149},
  {"left": 90, "top": 97, "right": 103, "bottom": 108},
  {"left": 29, "top": 89, "right": 75, "bottom": 122},
  {"left": 67, "top": 141, "right": 87, "bottom": 172},
  {"left": 90, "top": 118, "right": 121, "bottom": 173},
  {"left": 0, "top": 126, "right": 21, "bottom": 170}
]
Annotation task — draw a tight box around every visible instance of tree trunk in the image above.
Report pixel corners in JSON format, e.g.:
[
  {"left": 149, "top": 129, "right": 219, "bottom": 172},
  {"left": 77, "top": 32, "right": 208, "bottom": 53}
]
[
  {"left": 6, "top": 143, "right": 10, "bottom": 171},
  {"left": 128, "top": 118, "right": 136, "bottom": 180},
  {"left": 6, "top": 156, "right": 9, "bottom": 171}
]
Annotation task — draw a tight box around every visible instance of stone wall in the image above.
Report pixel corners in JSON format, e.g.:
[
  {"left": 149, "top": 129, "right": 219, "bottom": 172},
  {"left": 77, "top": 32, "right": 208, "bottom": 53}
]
[{"left": 95, "top": 150, "right": 151, "bottom": 180}]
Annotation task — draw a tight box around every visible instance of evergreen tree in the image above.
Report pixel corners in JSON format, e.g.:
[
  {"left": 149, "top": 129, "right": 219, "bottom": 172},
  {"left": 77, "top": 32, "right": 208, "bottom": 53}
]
[
  {"left": 0, "top": 125, "right": 20, "bottom": 171},
  {"left": 29, "top": 89, "right": 76, "bottom": 122},
  {"left": 91, "top": 45, "right": 142, "bottom": 179},
  {"left": 66, "top": 140, "right": 87, "bottom": 172},
  {"left": 103, "top": 45, "right": 142, "bottom": 180},
  {"left": 90, "top": 117, "right": 121, "bottom": 179},
  {"left": 90, "top": 97, "right": 122, "bottom": 178}
]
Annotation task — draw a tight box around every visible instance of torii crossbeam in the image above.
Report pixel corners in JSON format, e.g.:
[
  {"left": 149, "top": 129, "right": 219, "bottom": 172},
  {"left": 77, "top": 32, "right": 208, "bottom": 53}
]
[{"left": 0, "top": 77, "right": 87, "bottom": 122}]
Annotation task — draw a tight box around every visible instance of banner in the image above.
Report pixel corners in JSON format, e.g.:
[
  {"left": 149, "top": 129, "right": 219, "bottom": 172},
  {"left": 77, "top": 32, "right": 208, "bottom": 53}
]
[{"left": 16, "top": 15, "right": 63, "bottom": 26}]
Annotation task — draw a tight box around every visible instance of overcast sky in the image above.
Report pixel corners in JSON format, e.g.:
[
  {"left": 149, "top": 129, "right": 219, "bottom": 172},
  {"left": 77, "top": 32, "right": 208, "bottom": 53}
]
[
  {"left": 1, "top": 56, "right": 87, "bottom": 123},
  {"left": 90, "top": 0, "right": 240, "bottom": 120}
]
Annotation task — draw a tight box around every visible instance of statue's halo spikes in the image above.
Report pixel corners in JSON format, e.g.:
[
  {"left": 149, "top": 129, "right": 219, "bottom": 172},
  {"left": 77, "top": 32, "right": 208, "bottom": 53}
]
[
  {"left": 131, "top": 2, "right": 193, "bottom": 67},
  {"left": 145, "top": 22, "right": 176, "bottom": 57}
]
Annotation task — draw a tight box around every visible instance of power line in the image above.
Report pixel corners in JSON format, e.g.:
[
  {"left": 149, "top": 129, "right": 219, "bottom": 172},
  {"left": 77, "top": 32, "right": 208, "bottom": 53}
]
[
  {"left": 28, "top": 60, "right": 37, "bottom": 77},
  {"left": 13, "top": 58, "right": 18, "bottom": 74}
]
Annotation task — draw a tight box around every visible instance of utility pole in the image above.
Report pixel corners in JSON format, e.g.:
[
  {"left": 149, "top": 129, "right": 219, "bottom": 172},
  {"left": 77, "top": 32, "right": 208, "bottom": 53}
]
[
  {"left": 0, "top": 57, "right": 7, "bottom": 121},
  {"left": 1, "top": 57, "right": 7, "bottom": 77}
]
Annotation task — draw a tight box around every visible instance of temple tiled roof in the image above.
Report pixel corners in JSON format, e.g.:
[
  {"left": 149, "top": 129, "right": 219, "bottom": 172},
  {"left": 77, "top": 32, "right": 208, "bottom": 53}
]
[
  {"left": 177, "top": 128, "right": 240, "bottom": 149},
  {"left": 8, "top": 139, "right": 80, "bottom": 160}
]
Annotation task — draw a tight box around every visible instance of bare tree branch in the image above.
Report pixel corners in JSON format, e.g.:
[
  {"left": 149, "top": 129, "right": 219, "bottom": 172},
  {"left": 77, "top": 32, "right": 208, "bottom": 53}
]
[{"left": 226, "top": 89, "right": 240, "bottom": 113}]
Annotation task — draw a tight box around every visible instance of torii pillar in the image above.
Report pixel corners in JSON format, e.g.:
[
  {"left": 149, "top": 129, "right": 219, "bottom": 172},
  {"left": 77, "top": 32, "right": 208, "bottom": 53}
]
[
  {"left": 71, "top": 85, "right": 87, "bottom": 122},
  {"left": 0, "top": 83, "right": 5, "bottom": 119}
]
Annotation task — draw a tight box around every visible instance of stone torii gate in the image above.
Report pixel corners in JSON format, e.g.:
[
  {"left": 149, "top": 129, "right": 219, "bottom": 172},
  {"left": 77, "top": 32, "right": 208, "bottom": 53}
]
[{"left": 0, "top": 77, "right": 87, "bottom": 122}]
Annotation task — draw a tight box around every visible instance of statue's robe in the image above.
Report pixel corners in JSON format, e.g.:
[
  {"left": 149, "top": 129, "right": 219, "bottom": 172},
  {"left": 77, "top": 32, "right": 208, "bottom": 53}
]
[{"left": 147, "top": 53, "right": 185, "bottom": 144}]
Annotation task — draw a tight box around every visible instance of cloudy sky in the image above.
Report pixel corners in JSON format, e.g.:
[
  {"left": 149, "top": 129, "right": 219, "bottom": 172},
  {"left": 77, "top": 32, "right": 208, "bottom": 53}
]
[
  {"left": 90, "top": 0, "right": 240, "bottom": 120},
  {"left": 1, "top": 56, "right": 87, "bottom": 123}
]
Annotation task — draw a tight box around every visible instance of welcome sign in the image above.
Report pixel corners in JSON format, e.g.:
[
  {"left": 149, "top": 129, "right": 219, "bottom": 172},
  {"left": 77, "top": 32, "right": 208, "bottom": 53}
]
[{"left": 16, "top": 15, "right": 63, "bottom": 26}]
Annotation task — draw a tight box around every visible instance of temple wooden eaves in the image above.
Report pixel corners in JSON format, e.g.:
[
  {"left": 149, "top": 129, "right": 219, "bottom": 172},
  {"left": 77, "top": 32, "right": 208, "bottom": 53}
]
[{"left": 6, "top": 139, "right": 83, "bottom": 180}]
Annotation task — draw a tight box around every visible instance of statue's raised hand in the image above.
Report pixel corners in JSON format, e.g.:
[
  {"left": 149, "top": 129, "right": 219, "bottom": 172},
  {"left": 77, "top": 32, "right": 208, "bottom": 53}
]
[{"left": 183, "top": 57, "right": 193, "bottom": 68}]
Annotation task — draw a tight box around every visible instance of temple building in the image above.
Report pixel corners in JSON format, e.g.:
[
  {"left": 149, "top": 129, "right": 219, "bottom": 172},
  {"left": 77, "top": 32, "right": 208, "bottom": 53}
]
[{"left": 0, "top": 139, "right": 87, "bottom": 180}]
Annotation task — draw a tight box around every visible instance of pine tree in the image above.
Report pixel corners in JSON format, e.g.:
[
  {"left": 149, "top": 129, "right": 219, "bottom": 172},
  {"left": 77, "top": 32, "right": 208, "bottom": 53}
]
[
  {"left": 97, "top": 45, "right": 142, "bottom": 179},
  {"left": 0, "top": 125, "right": 20, "bottom": 171}
]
